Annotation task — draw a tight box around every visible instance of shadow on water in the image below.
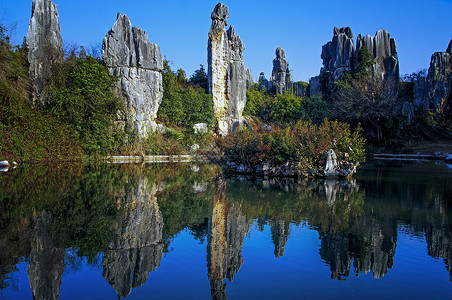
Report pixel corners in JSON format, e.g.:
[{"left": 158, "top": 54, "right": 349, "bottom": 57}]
[{"left": 0, "top": 160, "right": 451, "bottom": 298}]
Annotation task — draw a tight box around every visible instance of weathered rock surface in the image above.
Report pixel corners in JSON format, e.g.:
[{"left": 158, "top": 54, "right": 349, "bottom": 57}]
[
  {"left": 426, "top": 40, "right": 452, "bottom": 113},
  {"left": 102, "top": 176, "right": 164, "bottom": 298},
  {"left": 311, "top": 27, "right": 400, "bottom": 99},
  {"left": 321, "top": 27, "right": 355, "bottom": 81},
  {"left": 208, "top": 3, "right": 248, "bottom": 136},
  {"left": 270, "top": 47, "right": 289, "bottom": 94},
  {"left": 27, "top": 0, "right": 64, "bottom": 105},
  {"left": 102, "top": 13, "right": 163, "bottom": 139},
  {"left": 356, "top": 30, "right": 399, "bottom": 82}
]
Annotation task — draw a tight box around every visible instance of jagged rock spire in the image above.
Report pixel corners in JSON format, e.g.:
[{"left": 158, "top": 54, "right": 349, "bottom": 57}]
[
  {"left": 102, "top": 13, "right": 163, "bottom": 139},
  {"left": 271, "top": 47, "right": 289, "bottom": 94},
  {"left": 27, "top": 0, "right": 64, "bottom": 105},
  {"left": 208, "top": 3, "right": 248, "bottom": 136}
]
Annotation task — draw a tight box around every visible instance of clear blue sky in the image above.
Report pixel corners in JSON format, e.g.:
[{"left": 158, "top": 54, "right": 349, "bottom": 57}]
[{"left": 1, "top": 0, "right": 452, "bottom": 82}]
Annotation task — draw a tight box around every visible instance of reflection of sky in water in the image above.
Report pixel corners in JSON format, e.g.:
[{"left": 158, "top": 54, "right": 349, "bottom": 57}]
[{"left": 1, "top": 161, "right": 452, "bottom": 299}]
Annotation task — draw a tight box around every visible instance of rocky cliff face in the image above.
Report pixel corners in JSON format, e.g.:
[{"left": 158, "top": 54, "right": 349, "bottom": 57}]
[
  {"left": 356, "top": 30, "right": 399, "bottom": 83},
  {"left": 208, "top": 3, "right": 248, "bottom": 136},
  {"left": 426, "top": 40, "right": 452, "bottom": 113},
  {"left": 271, "top": 47, "right": 289, "bottom": 94},
  {"left": 102, "top": 176, "right": 164, "bottom": 298},
  {"left": 27, "top": 0, "right": 64, "bottom": 105},
  {"left": 310, "top": 27, "right": 400, "bottom": 99},
  {"left": 321, "top": 27, "right": 355, "bottom": 81},
  {"left": 27, "top": 211, "right": 65, "bottom": 300},
  {"left": 102, "top": 13, "right": 163, "bottom": 139}
]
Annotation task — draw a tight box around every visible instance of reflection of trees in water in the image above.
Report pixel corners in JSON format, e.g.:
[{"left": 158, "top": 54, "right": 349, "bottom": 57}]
[{"left": 207, "top": 182, "right": 252, "bottom": 300}]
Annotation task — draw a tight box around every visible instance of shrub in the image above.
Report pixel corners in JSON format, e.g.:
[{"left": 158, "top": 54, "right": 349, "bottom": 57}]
[
  {"left": 223, "top": 118, "right": 365, "bottom": 171},
  {"left": 46, "top": 51, "right": 125, "bottom": 155}
]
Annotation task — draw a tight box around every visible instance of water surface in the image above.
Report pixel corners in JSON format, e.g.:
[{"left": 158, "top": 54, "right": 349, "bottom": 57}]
[{"left": 1, "top": 160, "right": 451, "bottom": 299}]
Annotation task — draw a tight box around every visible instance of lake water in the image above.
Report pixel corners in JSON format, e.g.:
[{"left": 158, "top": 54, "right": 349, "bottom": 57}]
[{"left": 1, "top": 160, "right": 451, "bottom": 299}]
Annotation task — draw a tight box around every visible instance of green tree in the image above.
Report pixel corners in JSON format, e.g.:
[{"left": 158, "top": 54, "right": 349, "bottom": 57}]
[
  {"left": 189, "top": 64, "right": 209, "bottom": 93},
  {"left": 46, "top": 51, "right": 125, "bottom": 155}
]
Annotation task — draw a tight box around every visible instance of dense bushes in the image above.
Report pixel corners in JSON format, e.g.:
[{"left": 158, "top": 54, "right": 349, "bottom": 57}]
[
  {"left": 222, "top": 118, "right": 365, "bottom": 171},
  {"left": 244, "top": 84, "right": 329, "bottom": 124},
  {"left": 46, "top": 50, "right": 125, "bottom": 155},
  {"left": 0, "top": 25, "right": 83, "bottom": 161},
  {"left": 158, "top": 60, "right": 215, "bottom": 130}
]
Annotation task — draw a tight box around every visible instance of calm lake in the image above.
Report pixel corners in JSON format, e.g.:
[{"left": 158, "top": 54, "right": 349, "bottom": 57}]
[{"left": 1, "top": 160, "right": 451, "bottom": 299}]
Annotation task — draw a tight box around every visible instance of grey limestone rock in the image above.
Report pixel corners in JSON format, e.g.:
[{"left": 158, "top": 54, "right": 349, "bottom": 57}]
[
  {"left": 102, "top": 13, "right": 163, "bottom": 139},
  {"left": 321, "top": 26, "right": 355, "bottom": 81},
  {"left": 356, "top": 30, "right": 399, "bottom": 83},
  {"left": 271, "top": 47, "right": 289, "bottom": 94},
  {"left": 208, "top": 3, "right": 248, "bottom": 136},
  {"left": 425, "top": 41, "right": 452, "bottom": 113},
  {"left": 27, "top": 0, "right": 64, "bottom": 105}
]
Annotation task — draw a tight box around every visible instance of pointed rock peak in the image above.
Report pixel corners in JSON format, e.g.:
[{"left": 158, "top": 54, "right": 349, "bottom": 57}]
[
  {"left": 447, "top": 39, "right": 452, "bottom": 54},
  {"left": 276, "top": 47, "right": 286, "bottom": 59},
  {"left": 334, "top": 26, "right": 353, "bottom": 38},
  {"left": 211, "top": 3, "right": 229, "bottom": 22},
  {"left": 227, "top": 25, "right": 236, "bottom": 39}
]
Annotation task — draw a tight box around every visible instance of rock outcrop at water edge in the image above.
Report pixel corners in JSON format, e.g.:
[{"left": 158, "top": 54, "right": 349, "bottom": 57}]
[
  {"left": 27, "top": 0, "right": 64, "bottom": 105},
  {"left": 208, "top": 3, "right": 248, "bottom": 136},
  {"left": 271, "top": 47, "right": 289, "bottom": 94},
  {"left": 102, "top": 13, "right": 163, "bottom": 139}
]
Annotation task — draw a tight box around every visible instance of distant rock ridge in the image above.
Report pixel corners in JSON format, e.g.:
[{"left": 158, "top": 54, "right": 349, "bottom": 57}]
[
  {"left": 27, "top": 0, "right": 64, "bottom": 105},
  {"left": 208, "top": 3, "right": 248, "bottom": 136},
  {"left": 310, "top": 26, "right": 399, "bottom": 98},
  {"left": 102, "top": 13, "right": 163, "bottom": 139}
]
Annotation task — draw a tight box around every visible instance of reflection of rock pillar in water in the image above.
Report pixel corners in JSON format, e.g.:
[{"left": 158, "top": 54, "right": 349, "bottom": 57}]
[
  {"left": 207, "top": 187, "right": 251, "bottom": 300},
  {"left": 27, "top": 210, "right": 65, "bottom": 300},
  {"left": 102, "top": 177, "right": 164, "bottom": 299},
  {"left": 426, "top": 225, "right": 452, "bottom": 281},
  {"left": 270, "top": 219, "right": 290, "bottom": 258},
  {"left": 353, "top": 218, "right": 396, "bottom": 279}
]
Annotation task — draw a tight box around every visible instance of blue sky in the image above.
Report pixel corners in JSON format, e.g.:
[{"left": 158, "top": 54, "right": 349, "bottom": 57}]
[{"left": 1, "top": 0, "right": 452, "bottom": 82}]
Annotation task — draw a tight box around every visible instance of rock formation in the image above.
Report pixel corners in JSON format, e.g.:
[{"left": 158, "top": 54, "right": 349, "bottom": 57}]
[
  {"left": 27, "top": 0, "right": 64, "bottom": 105},
  {"left": 413, "top": 40, "right": 452, "bottom": 114},
  {"left": 102, "top": 175, "right": 164, "bottom": 298},
  {"left": 321, "top": 27, "right": 355, "bottom": 81},
  {"left": 270, "top": 47, "right": 289, "bottom": 94},
  {"left": 426, "top": 40, "right": 452, "bottom": 113},
  {"left": 208, "top": 3, "right": 248, "bottom": 136},
  {"left": 258, "top": 72, "right": 271, "bottom": 90},
  {"left": 27, "top": 211, "right": 65, "bottom": 300},
  {"left": 310, "top": 27, "right": 400, "bottom": 99},
  {"left": 207, "top": 187, "right": 251, "bottom": 299},
  {"left": 356, "top": 30, "right": 399, "bottom": 82},
  {"left": 102, "top": 13, "right": 163, "bottom": 139}
]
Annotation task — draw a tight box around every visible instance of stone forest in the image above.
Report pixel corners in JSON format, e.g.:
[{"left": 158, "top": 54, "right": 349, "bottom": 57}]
[{"left": 1, "top": 1, "right": 452, "bottom": 299}]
